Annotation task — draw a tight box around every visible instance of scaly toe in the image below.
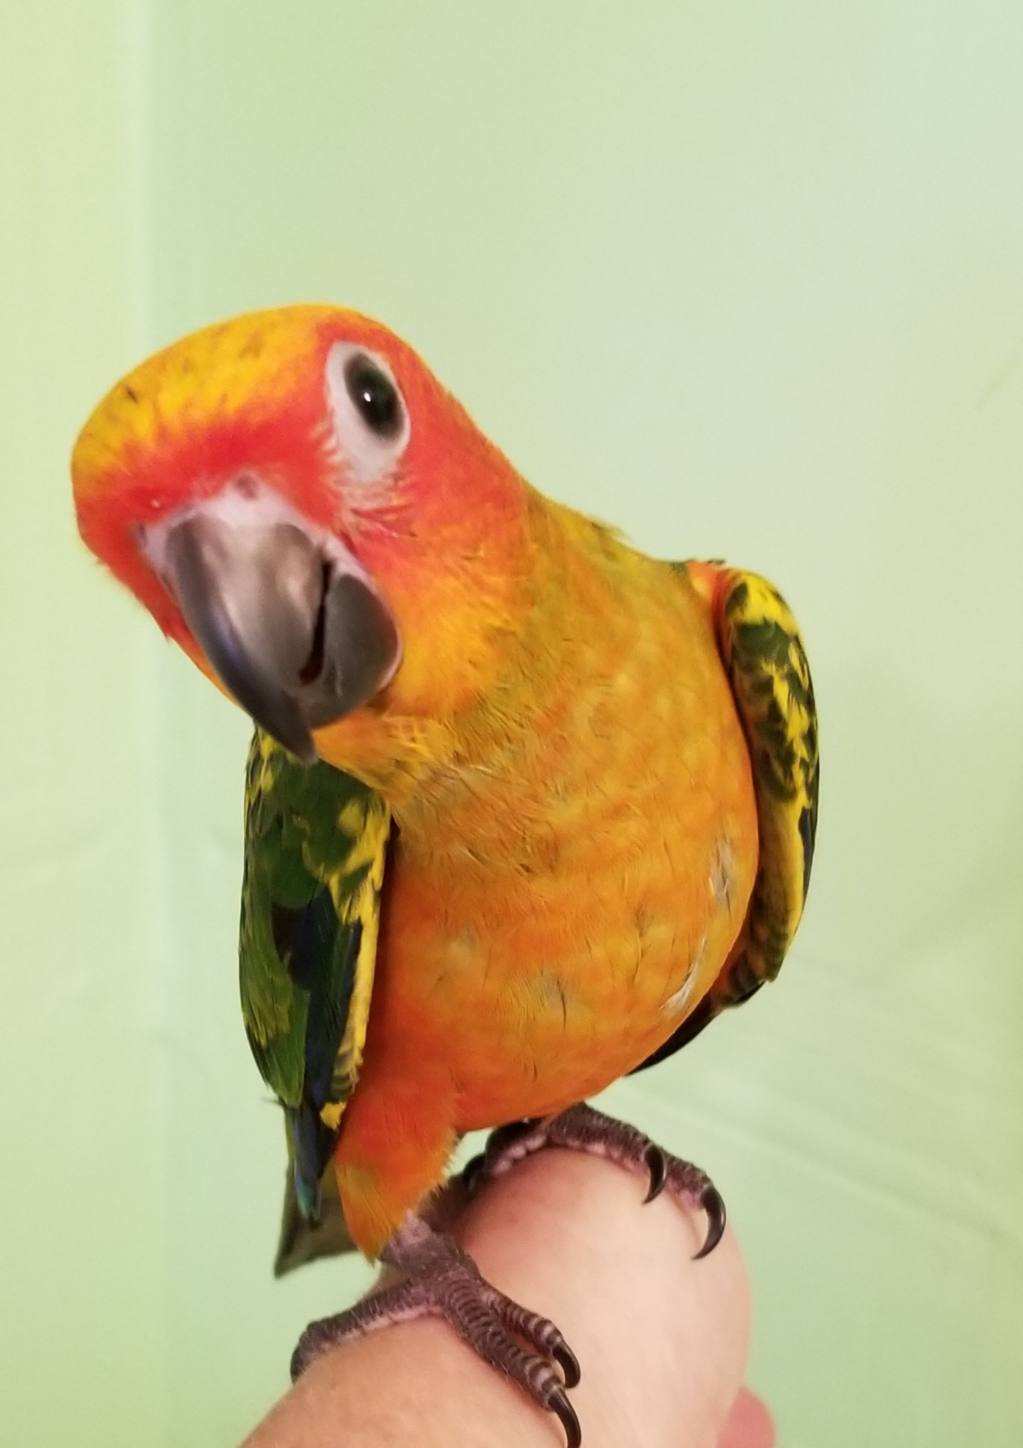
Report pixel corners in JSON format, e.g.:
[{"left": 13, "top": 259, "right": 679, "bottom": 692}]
[
  {"left": 459, "top": 1120, "right": 544, "bottom": 1197},
  {"left": 494, "top": 1295, "right": 582, "bottom": 1388}
]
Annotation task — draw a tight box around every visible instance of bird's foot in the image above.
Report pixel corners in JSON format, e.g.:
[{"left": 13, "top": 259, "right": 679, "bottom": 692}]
[
  {"left": 465, "top": 1102, "right": 726, "bottom": 1259},
  {"left": 290, "top": 1213, "right": 582, "bottom": 1447}
]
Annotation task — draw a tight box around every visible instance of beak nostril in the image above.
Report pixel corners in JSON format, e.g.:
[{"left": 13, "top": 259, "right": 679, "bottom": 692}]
[{"left": 298, "top": 561, "right": 332, "bottom": 685}]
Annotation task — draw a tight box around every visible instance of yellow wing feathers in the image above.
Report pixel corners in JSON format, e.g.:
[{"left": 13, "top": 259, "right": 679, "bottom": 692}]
[
  {"left": 319, "top": 796, "right": 389, "bottom": 1129},
  {"left": 713, "top": 568, "right": 819, "bottom": 1003}
]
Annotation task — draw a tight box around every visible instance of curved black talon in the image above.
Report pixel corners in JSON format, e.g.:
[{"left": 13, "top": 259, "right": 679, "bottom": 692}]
[
  {"left": 550, "top": 1385, "right": 582, "bottom": 1448},
  {"left": 693, "top": 1182, "right": 727, "bottom": 1259},
  {"left": 461, "top": 1151, "right": 487, "bottom": 1194},
  {"left": 552, "top": 1339, "right": 582, "bottom": 1390},
  {"left": 642, "top": 1143, "right": 668, "bottom": 1204}
]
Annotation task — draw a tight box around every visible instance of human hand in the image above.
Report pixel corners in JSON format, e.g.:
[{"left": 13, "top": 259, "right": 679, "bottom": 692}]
[{"left": 245, "top": 1147, "right": 773, "bottom": 1446}]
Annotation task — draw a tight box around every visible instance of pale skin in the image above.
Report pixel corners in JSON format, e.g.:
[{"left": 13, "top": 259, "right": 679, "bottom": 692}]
[{"left": 244, "top": 1150, "right": 774, "bottom": 1447}]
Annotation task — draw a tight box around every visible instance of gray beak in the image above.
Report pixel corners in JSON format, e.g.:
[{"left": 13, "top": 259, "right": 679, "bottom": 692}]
[{"left": 162, "top": 511, "right": 400, "bottom": 764}]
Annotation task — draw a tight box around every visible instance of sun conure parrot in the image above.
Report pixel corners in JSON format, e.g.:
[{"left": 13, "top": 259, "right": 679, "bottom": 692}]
[{"left": 72, "top": 305, "right": 818, "bottom": 1446}]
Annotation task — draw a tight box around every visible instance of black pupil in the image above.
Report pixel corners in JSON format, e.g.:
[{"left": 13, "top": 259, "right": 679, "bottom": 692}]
[{"left": 344, "top": 355, "right": 401, "bottom": 439}]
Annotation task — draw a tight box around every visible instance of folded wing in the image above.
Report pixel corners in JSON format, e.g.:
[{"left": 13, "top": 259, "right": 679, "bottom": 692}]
[
  {"left": 239, "top": 730, "right": 389, "bottom": 1268},
  {"left": 636, "top": 563, "right": 819, "bottom": 1069}
]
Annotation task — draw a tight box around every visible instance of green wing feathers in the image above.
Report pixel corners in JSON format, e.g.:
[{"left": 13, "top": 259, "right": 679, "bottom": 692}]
[{"left": 240, "top": 730, "right": 389, "bottom": 1253}]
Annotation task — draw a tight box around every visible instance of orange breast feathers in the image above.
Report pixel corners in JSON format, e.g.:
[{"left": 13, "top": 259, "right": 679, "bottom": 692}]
[{"left": 328, "top": 504, "right": 759, "bottom": 1256}]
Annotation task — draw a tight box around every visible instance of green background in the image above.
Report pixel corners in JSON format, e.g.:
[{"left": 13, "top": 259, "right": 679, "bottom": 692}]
[{"left": 3, "top": 3, "right": 1021, "bottom": 1444}]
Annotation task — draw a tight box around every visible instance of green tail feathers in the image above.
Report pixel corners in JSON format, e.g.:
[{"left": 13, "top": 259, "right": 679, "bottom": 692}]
[{"left": 274, "top": 1157, "right": 355, "bottom": 1277}]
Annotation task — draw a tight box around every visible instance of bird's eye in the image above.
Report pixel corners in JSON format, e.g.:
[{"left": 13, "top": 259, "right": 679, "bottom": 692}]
[
  {"left": 325, "top": 341, "right": 411, "bottom": 485},
  {"left": 343, "top": 354, "right": 402, "bottom": 440}
]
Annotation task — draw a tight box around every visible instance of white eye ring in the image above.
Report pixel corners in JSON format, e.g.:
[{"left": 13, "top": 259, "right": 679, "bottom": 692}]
[{"left": 324, "top": 341, "right": 411, "bottom": 485}]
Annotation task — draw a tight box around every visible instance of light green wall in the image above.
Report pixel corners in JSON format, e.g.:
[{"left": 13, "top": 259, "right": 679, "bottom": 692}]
[{"left": 3, "top": 3, "right": 1021, "bottom": 1444}]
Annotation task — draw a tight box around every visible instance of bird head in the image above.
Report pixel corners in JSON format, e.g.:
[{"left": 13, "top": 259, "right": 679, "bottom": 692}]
[{"left": 72, "top": 306, "right": 533, "bottom": 774}]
